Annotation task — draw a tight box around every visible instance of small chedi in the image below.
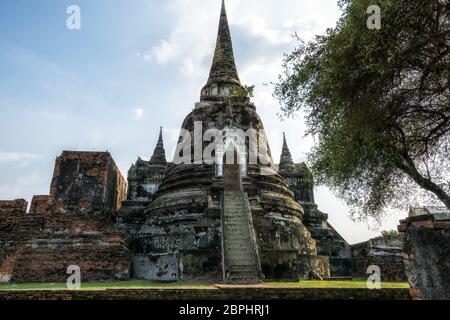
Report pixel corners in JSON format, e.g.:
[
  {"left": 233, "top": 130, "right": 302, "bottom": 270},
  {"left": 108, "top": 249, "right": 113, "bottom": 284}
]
[
  {"left": 278, "top": 133, "right": 353, "bottom": 277},
  {"left": 0, "top": 0, "right": 410, "bottom": 285}
]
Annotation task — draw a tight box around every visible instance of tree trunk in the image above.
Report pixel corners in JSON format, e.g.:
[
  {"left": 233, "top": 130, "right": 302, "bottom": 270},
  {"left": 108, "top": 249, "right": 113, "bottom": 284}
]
[{"left": 395, "top": 155, "right": 450, "bottom": 210}]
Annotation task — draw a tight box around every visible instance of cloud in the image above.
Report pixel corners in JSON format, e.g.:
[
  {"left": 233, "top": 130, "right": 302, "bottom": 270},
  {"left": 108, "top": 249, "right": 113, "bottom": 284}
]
[
  {"left": 142, "top": 40, "right": 177, "bottom": 64},
  {"left": 137, "top": 0, "right": 341, "bottom": 88},
  {"left": 134, "top": 108, "right": 144, "bottom": 120},
  {"left": 138, "top": 0, "right": 219, "bottom": 79},
  {"left": 0, "top": 151, "right": 42, "bottom": 167}
]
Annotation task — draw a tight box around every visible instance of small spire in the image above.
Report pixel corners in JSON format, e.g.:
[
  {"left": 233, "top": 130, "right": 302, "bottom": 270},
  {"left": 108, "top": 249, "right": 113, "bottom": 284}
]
[
  {"left": 158, "top": 126, "right": 163, "bottom": 144},
  {"left": 150, "top": 127, "right": 167, "bottom": 165},
  {"left": 202, "top": 0, "right": 241, "bottom": 96},
  {"left": 279, "top": 132, "right": 295, "bottom": 172}
]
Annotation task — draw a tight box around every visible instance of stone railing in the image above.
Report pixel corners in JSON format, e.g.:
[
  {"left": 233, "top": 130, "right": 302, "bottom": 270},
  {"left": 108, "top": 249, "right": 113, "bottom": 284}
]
[{"left": 243, "top": 192, "right": 263, "bottom": 280}]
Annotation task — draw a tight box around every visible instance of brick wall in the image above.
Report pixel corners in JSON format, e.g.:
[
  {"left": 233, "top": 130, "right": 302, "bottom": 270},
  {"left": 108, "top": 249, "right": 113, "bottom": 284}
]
[
  {"left": 0, "top": 151, "right": 129, "bottom": 284},
  {"left": 0, "top": 199, "right": 28, "bottom": 282},
  {"left": 351, "top": 237, "right": 406, "bottom": 282},
  {"left": 29, "top": 195, "right": 54, "bottom": 214},
  {"left": 49, "top": 151, "right": 126, "bottom": 214},
  {"left": 0, "top": 212, "right": 129, "bottom": 283},
  {"left": 0, "top": 287, "right": 411, "bottom": 300},
  {"left": 398, "top": 214, "right": 450, "bottom": 300},
  {"left": 0, "top": 199, "right": 27, "bottom": 214}
]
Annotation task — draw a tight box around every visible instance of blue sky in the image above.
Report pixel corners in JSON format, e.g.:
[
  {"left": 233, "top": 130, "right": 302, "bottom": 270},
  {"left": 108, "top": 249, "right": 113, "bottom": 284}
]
[{"left": 0, "top": 0, "right": 405, "bottom": 243}]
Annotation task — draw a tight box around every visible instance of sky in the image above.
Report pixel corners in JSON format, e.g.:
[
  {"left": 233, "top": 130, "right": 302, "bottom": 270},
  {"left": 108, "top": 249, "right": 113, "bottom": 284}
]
[{"left": 0, "top": 0, "right": 406, "bottom": 244}]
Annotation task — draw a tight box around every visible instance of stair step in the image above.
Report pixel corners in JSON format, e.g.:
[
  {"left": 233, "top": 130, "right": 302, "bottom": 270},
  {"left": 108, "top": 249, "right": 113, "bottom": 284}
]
[
  {"left": 230, "top": 264, "right": 256, "bottom": 269},
  {"left": 226, "top": 244, "right": 252, "bottom": 249},
  {"left": 222, "top": 188, "right": 260, "bottom": 283}
]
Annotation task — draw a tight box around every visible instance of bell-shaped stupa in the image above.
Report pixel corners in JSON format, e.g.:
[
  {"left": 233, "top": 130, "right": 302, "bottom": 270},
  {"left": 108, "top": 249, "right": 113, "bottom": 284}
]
[{"left": 131, "top": 0, "right": 329, "bottom": 283}]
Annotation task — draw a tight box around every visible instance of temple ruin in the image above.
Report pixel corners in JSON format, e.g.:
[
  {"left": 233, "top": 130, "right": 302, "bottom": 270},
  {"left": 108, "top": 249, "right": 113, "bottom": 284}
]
[{"left": 0, "top": 0, "right": 411, "bottom": 284}]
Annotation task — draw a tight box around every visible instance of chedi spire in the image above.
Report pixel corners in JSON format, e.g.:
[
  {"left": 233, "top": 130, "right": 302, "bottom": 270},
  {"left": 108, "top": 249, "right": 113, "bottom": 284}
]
[
  {"left": 279, "top": 132, "right": 296, "bottom": 172},
  {"left": 201, "top": 0, "right": 243, "bottom": 99},
  {"left": 149, "top": 127, "right": 167, "bottom": 165}
]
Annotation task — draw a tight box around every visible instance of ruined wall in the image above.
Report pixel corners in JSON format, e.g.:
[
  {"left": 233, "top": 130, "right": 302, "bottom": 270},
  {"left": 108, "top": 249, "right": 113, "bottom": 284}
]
[
  {"left": 398, "top": 214, "right": 450, "bottom": 300},
  {"left": 49, "top": 151, "right": 126, "bottom": 214},
  {"left": 11, "top": 213, "right": 129, "bottom": 283},
  {"left": 351, "top": 237, "right": 406, "bottom": 282},
  {"left": 0, "top": 200, "right": 28, "bottom": 282},
  {"left": 0, "top": 199, "right": 28, "bottom": 214},
  {"left": 0, "top": 152, "right": 130, "bottom": 284},
  {"left": 29, "top": 195, "right": 54, "bottom": 214},
  {"left": 0, "top": 211, "right": 129, "bottom": 283}
]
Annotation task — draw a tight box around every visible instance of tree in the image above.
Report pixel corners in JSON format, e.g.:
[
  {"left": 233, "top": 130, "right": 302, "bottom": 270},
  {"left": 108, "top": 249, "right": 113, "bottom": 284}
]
[
  {"left": 231, "top": 84, "right": 255, "bottom": 98},
  {"left": 274, "top": 0, "right": 450, "bottom": 220},
  {"left": 381, "top": 230, "right": 399, "bottom": 239}
]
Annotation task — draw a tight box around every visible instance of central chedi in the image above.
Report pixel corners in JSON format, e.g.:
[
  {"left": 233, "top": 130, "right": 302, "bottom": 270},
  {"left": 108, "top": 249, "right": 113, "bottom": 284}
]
[{"left": 128, "top": 0, "right": 329, "bottom": 283}]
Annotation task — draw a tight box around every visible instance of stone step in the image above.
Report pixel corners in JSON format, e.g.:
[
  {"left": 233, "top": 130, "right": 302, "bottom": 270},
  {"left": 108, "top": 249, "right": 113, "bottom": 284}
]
[
  {"left": 223, "top": 223, "right": 245, "bottom": 228},
  {"left": 227, "top": 251, "right": 253, "bottom": 258},
  {"left": 222, "top": 188, "right": 260, "bottom": 283},
  {"left": 229, "top": 274, "right": 258, "bottom": 278},
  {"left": 226, "top": 244, "right": 251, "bottom": 249},
  {"left": 224, "top": 210, "right": 245, "bottom": 214},
  {"left": 223, "top": 217, "right": 246, "bottom": 221},
  {"left": 226, "top": 241, "right": 251, "bottom": 245},
  {"left": 225, "top": 234, "right": 249, "bottom": 239},
  {"left": 223, "top": 215, "right": 246, "bottom": 219},
  {"left": 228, "top": 260, "right": 255, "bottom": 266},
  {"left": 229, "top": 270, "right": 257, "bottom": 275},
  {"left": 225, "top": 228, "right": 248, "bottom": 233},
  {"left": 228, "top": 258, "right": 254, "bottom": 264},
  {"left": 230, "top": 264, "right": 256, "bottom": 270}
]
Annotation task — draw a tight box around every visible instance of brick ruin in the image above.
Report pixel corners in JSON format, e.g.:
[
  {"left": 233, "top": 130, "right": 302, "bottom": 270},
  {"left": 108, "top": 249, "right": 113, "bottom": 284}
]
[
  {"left": 351, "top": 237, "right": 406, "bottom": 282},
  {"left": 398, "top": 207, "right": 450, "bottom": 300},
  {"left": 0, "top": 151, "right": 129, "bottom": 283},
  {"left": 0, "top": 0, "right": 422, "bottom": 286}
]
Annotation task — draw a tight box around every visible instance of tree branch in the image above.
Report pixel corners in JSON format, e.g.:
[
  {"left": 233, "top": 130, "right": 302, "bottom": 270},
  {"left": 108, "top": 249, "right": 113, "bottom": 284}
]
[{"left": 395, "top": 152, "right": 450, "bottom": 209}]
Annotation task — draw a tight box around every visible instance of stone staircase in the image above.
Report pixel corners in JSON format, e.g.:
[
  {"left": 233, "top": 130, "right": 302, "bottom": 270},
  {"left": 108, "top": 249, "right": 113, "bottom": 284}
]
[{"left": 222, "top": 190, "right": 261, "bottom": 283}]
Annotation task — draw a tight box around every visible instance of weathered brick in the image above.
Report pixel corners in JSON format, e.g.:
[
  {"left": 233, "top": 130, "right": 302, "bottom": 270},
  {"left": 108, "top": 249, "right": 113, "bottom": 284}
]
[
  {"left": 0, "top": 152, "right": 129, "bottom": 284},
  {"left": 433, "top": 221, "right": 450, "bottom": 230},
  {"left": 398, "top": 215, "right": 450, "bottom": 300},
  {"left": 29, "top": 195, "right": 54, "bottom": 214},
  {"left": 0, "top": 199, "right": 28, "bottom": 215},
  {"left": 49, "top": 151, "right": 126, "bottom": 214},
  {"left": 411, "top": 220, "right": 434, "bottom": 229}
]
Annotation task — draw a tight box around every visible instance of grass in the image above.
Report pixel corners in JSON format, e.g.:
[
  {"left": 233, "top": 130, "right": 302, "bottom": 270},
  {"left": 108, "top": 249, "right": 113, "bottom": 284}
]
[
  {"left": 0, "top": 279, "right": 409, "bottom": 291},
  {"left": 0, "top": 280, "right": 212, "bottom": 291},
  {"left": 267, "top": 279, "right": 409, "bottom": 289}
]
